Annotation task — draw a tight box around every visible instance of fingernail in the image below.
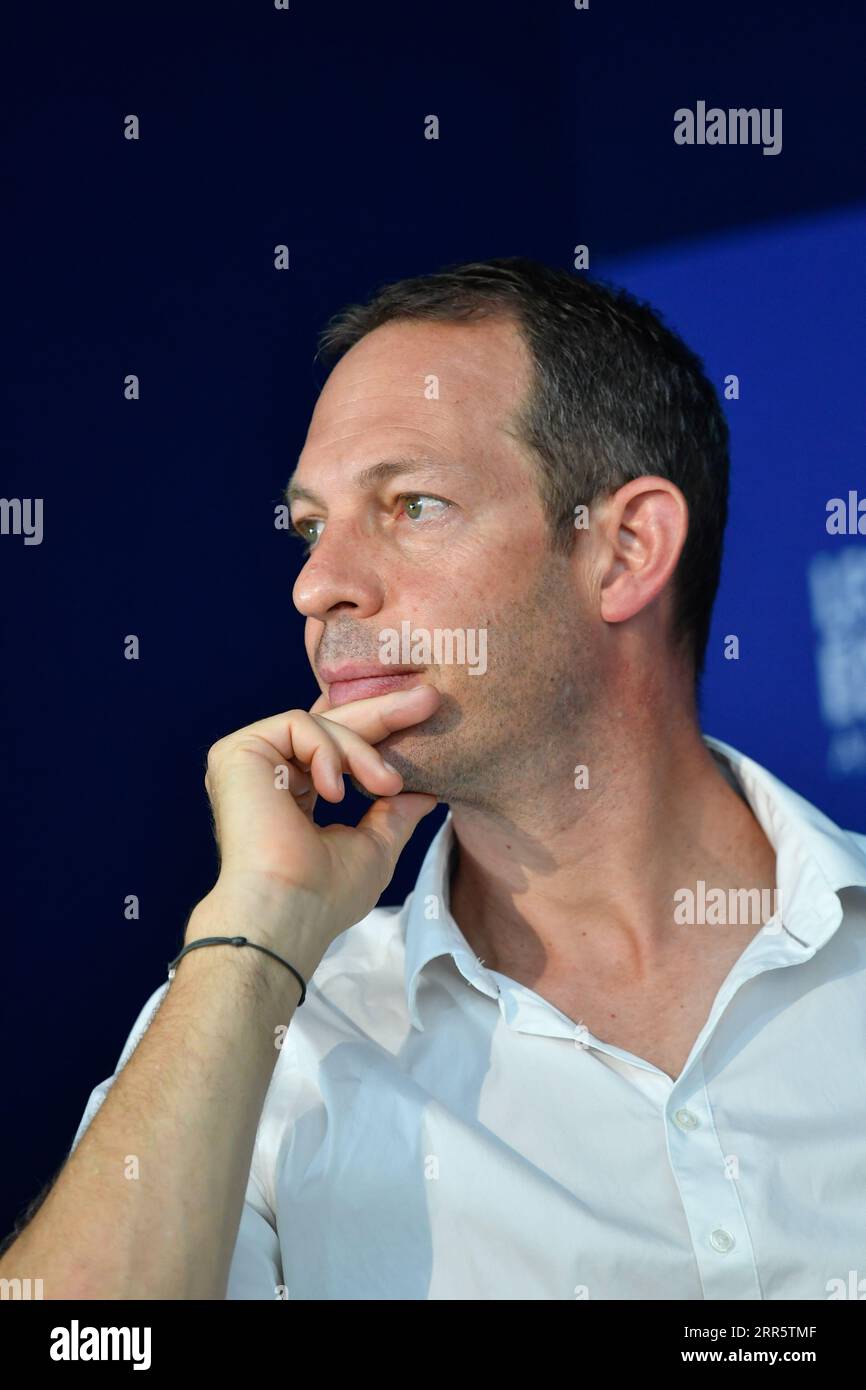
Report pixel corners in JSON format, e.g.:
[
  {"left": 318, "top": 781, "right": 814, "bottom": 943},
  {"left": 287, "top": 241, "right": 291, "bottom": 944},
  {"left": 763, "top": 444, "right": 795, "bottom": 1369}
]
[{"left": 383, "top": 761, "right": 399, "bottom": 773}]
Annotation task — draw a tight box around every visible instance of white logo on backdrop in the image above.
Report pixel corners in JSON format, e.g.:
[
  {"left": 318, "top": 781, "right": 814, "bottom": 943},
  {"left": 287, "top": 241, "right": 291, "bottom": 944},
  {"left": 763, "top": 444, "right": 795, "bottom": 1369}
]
[{"left": 808, "top": 548, "right": 866, "bottom": 775}]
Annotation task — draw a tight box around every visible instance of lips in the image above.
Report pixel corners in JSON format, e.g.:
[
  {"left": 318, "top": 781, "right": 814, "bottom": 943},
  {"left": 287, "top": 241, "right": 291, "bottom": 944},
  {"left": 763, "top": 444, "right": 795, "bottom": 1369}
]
[{"left": 317, "top": 662, "right": 427, "bottom": 709}]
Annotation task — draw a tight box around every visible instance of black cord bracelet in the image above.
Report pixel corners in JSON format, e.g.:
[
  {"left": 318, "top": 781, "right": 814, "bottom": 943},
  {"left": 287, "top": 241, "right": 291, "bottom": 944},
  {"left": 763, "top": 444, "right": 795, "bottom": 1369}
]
[{"left": 167, "top": 935, "right": 306, "bottom": 1005}]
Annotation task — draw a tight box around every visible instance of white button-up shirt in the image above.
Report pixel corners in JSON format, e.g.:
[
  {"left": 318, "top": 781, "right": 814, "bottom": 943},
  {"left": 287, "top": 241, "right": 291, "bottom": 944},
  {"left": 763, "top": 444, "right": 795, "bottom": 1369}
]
[{"left": 71, "top": 736, "right": 866, "bottom": 1300}]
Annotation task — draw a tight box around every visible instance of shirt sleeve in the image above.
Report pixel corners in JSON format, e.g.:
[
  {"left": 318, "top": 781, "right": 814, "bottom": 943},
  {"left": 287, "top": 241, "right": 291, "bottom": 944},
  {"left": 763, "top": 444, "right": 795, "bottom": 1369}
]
[{"left": 68, "top": 976, "right": 284, "bottom": 1299}]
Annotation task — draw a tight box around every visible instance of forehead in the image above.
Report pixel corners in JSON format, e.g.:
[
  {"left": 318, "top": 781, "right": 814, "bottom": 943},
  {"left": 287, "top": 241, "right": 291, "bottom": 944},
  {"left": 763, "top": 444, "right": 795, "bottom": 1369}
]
[{"left": 294, "top": 315, "right": 534, "bottom": 489}]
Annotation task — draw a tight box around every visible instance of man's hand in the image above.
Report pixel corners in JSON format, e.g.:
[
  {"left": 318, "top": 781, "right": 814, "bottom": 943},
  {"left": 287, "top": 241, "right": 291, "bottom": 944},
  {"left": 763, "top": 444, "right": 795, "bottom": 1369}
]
[
  {"left": 0, "top": 690, "right": 442, "bottom": 1301},
  {"left": 193, "top": 683, "right": 440, "bottom": 958}
]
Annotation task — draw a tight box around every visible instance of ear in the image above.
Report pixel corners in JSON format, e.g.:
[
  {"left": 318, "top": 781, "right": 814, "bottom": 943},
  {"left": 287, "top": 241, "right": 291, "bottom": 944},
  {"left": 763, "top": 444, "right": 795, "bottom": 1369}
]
[{"left": 593, "top": 476, "right": 689, "bottom": 628}]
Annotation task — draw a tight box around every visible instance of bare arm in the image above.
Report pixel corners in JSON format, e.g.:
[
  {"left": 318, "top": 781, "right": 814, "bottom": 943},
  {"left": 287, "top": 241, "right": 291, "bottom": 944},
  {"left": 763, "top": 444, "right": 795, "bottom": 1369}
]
[
  {"left": 0, "top": 685, "right": 438, "bottom": 1299},
  {"left": 0, "top": 890, "right": 322, "bottom": 1300}
]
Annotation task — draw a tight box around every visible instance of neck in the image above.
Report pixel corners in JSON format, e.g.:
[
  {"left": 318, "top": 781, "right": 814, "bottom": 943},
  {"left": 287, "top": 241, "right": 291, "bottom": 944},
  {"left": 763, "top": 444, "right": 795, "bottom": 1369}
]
[{"left": 448, "top": 699, "right": 777, "bottom": 986}]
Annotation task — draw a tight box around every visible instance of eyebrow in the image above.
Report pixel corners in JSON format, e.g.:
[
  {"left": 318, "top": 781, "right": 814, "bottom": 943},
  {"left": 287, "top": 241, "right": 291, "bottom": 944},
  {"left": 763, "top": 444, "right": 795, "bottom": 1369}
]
[{"left": 284, "top": 455, "right": 464, "bottom": 509}]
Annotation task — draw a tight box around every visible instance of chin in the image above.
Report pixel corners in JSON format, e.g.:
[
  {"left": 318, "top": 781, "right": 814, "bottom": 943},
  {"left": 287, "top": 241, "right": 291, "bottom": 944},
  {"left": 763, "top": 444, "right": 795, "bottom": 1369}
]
[
  {"left": 349, "top": 697, "right": 474, "bottom": 801},
  {"left": 347, "top": 741, "right": 449, "bottom": 801}
]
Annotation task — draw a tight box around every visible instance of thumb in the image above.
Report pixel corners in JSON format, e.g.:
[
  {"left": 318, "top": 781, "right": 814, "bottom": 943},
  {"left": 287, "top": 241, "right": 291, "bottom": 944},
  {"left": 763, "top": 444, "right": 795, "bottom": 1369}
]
[{"left": 355, "top": 792, "right": 439, "bottom": 869}]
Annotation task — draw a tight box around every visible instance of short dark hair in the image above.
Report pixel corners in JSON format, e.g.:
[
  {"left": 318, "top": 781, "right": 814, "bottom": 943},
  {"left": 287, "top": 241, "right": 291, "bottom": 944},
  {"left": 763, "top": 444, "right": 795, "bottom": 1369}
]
[{"left": 316, "top": 256, "right": 729, "bottom": 682}]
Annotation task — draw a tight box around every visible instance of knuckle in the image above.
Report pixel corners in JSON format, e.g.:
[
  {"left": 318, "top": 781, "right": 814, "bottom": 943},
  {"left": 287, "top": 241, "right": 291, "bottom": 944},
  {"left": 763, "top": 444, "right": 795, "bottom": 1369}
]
[
  {"left": 308, "top": 717, "right": 340, "bottom": 751},
  {"left": 313, "top": 713, "right": 359, "bottom": 748},
  {"left": 232, "top": 734, "right": 274, "bottom": 759},
  {"left": 206, "top": 736, "right": 228, "bottom": 767}
]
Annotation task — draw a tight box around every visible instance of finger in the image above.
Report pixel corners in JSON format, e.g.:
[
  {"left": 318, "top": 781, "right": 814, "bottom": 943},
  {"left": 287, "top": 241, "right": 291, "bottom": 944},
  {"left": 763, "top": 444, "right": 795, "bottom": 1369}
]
[
  {"left": 312, "top": 683, "right": 440, "bottom": 743},
  {"left": 278, "top": 716, "right": 403, "bottom": 800},
  {"left": 221, "top": 685, "right": 437, "bottom": 764},
  {"left": 282, "top": 763, "right": 314, "bottom": 799},
  {"left": 213, "top": 710, "right": 403, "bottom": 804},
  {"left": 222, "top": 723, "right": 346, "bottom": 803},
  {"left": 357, "top": 792, "right": 440, "bottom": 868},
  {"left": 324, "top": 791, "right": 440, "bottom": 880}
]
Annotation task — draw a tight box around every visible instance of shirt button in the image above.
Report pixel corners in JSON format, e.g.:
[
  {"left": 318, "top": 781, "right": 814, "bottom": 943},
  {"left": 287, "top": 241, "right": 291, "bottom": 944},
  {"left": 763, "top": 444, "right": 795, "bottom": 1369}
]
[
  {"left": 673, "top": 1107, "right": 700, "bottom": 1131},
  {"left": 710, "top": 1228, "right": 735, "bottom": 1253}
]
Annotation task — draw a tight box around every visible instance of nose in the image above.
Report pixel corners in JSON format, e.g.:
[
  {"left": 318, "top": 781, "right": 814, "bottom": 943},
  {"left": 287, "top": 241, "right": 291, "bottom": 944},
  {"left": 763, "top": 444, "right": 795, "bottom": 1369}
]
[{"left": 292, "top": 523, "right": 385, "bottom": 622}]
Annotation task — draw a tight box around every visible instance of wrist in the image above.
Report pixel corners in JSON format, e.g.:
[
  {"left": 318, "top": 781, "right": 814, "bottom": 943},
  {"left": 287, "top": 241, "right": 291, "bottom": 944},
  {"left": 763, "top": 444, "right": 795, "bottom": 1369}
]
[{"left": 185, "top": 877, "right": 331, "bottom": 983}]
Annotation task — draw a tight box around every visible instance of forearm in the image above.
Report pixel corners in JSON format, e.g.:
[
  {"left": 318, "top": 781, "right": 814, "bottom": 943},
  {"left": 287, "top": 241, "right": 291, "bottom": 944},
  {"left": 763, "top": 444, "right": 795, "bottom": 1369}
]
[{"left": 0, "top": 893, "right": 323, "bottom": 1300}]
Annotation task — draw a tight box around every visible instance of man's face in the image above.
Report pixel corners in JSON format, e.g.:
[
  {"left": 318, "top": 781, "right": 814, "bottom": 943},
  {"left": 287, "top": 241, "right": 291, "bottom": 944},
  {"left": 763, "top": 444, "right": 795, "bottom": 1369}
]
[{"left": 289, "top": 315, "right": 597, "bottom": 810}]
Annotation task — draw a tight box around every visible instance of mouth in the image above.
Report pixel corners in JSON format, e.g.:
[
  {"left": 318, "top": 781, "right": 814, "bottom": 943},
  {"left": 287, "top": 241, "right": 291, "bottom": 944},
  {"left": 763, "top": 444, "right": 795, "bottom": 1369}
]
[{"left": 318, "top": 663, "right": 428, "bottom": 709}]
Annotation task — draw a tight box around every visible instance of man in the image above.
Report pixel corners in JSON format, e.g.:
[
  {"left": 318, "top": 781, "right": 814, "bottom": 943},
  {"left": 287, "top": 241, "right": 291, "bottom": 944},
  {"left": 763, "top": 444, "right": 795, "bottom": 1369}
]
[{"left": 2, "top": 258, "right": 865, "bottom": 1300}]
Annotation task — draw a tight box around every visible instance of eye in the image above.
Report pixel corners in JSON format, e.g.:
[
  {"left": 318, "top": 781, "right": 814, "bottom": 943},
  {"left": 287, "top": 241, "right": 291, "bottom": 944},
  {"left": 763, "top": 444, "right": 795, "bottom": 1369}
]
[
  {"left": 290, "top": 493, "right": 451, "bottom": 558},
  {"left": 397, "top": 493, "right": 450, "bottom": 522},
  {"left": 291, "top": 517, "right": 324, "bottom": 556}
]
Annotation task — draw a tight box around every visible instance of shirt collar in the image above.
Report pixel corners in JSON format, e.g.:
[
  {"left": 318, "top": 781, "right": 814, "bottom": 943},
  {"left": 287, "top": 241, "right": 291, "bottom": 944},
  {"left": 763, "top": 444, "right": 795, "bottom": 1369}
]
[
  {"left": 703, "top": 735, "right": 866, "bottom": 926},
  {"left": 404, "top": 737, "right": 866, "bottom": 1032},
  {"left": 404, "top": 809, "right": 471, "bottom": 1031}
]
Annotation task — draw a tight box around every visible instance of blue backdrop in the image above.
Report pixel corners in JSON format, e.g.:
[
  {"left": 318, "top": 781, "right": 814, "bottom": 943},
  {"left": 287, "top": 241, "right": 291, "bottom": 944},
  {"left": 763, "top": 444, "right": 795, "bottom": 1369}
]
[{"left": 2, "top": 0, "right": 864, "bottom": 1243}]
